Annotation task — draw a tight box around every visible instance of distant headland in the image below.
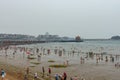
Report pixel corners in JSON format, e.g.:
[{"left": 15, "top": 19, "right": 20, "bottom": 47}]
[{"left": 111, "top": 35, "right": 120, "bottom": 40}]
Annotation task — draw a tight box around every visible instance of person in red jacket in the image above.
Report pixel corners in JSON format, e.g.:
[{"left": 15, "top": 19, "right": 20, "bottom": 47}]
[
  {"left": 63, "top": 72, "right": 67, "bottom": 80},
  {"left": 48, "top": 68, "right": 51, "bottom": 75}
]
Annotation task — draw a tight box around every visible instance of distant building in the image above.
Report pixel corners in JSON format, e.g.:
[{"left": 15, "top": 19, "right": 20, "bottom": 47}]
[
  {"left": 0, "top": 34, "right": 37, "bottom": 41},
  {"left": 0, "top": 33, "right": 83, "bottom": 42},
  {"left": 37, "top": 32, "right": 60, "bottom": 42},
  {"left": 75, "top": 36, "right": 81, "bottom": 41}
]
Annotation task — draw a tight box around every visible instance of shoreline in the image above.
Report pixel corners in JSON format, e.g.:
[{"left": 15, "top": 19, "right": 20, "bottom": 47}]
[{"left": 0, "top": 43, "right": 120, "bottom": 80}]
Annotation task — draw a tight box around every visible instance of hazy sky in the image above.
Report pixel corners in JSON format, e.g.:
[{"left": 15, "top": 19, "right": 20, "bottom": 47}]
[{"left": 0, "top": 0, "right": 120, "bottom": 39}]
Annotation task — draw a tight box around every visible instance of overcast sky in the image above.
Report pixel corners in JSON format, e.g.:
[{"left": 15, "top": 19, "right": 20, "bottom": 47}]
[{"left": 0, "top": 0, "right": 120, "bottom": 39}]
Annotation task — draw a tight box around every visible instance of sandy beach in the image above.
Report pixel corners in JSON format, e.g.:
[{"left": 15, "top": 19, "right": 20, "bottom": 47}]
[
  {"left": 1, "top": 0, "right": 120, "bottom": 79},
  {"left": 0, "top": 61, "right": 23, "bottom": 80},
  {"left": 0, "top": 44, "right": 120, "bottom": 80}
]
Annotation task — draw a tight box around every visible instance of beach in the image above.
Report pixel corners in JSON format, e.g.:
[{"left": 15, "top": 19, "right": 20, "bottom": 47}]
[
  {"left": 0, "top": 40, "right": 120, "bottom": 80},
  {"left": 0, "top": 61, "right": 23, "bottom": 80}
]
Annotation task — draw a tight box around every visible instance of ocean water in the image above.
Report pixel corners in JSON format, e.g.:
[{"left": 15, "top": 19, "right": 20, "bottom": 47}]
[{"left": 22, "top": 40, "right": 120, "bottom": 55}]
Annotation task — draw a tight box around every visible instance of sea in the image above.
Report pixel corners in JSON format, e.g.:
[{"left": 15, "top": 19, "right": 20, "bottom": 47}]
[{"left": 20, "top": 39, "right": 120, "bottom": 55}]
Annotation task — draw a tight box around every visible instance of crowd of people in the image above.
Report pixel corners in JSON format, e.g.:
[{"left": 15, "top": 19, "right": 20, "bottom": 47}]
[{"left": 0, "top": 45, "right": 120, "bottom": 80}]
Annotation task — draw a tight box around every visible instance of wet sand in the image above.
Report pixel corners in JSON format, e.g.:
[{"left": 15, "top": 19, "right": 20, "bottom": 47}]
[
  {"left": 0, "top": 62, "right": 23, "bottom": 80},
  {"left": 0, "top": 46, "right": 120, "bottom": 80}
]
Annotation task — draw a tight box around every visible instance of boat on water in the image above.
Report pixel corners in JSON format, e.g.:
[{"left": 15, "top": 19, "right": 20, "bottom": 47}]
[{"left": 58, "top": 36, "right": 83, "bottom": 42}]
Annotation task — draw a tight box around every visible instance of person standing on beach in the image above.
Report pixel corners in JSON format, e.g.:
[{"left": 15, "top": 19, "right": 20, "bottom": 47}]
[
  {"left": 66, "top": 60, "right": 69, "bottom": 66},
  {"left": 42, "top": 66, "right": 45, "bottom": 77},
  {"left": 36, "top": 48, "right": 39, "bottom": 53},
  {"left": 63, "top": 49, "right": 66, "bottom": 55},
  {"left": 55, "top": 74, "right": 59, "bottom": 80},
  {"left": 47, "top": 49, "right": 50, "bottom": 55},
  {"left": 1, "top": 69, "right": 6, "bottom": 80},
  {"left": 24, "top": 74, "right": 28, "bottom": 80},
  {"left": 59, "top": 49, "right": 62, "bottom": 57},
  {"left": 96, "top": 57, "right": 99, "bottom": 64},
  {"left": 48, "top": 67, "right": 51, "bottom": 79},
  {"left": 54, "top": 48, "right": 58, "bottom": 54},
  {"left": 112, "top": 56, "right": 114, "bottom": 63},
  {"left": 63, "top": 72, "right": 67, "bottom": 80},
  {"left": 26, "top": 67, "right": 29, "bottom": 75},
  {"left": 13, "top": 50, "right": 16, "bottom": 58},
  {"left": 43, "top": 48, "right": 45, "bottom": 55},
  {"left": 34, "top": 72, "right": 38, "bottom": 80},
  {"left": 80, "top": 57, "right": 83, "bottom": 64},
  {"left": 48, "top": 67, "right": 51, "bottom": 75},
  {"left": 37, "top": 55, "right": 41, "bottom": 61},
  {"left": 105, "top": 56, "right": 108, "bottom": 62}
]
